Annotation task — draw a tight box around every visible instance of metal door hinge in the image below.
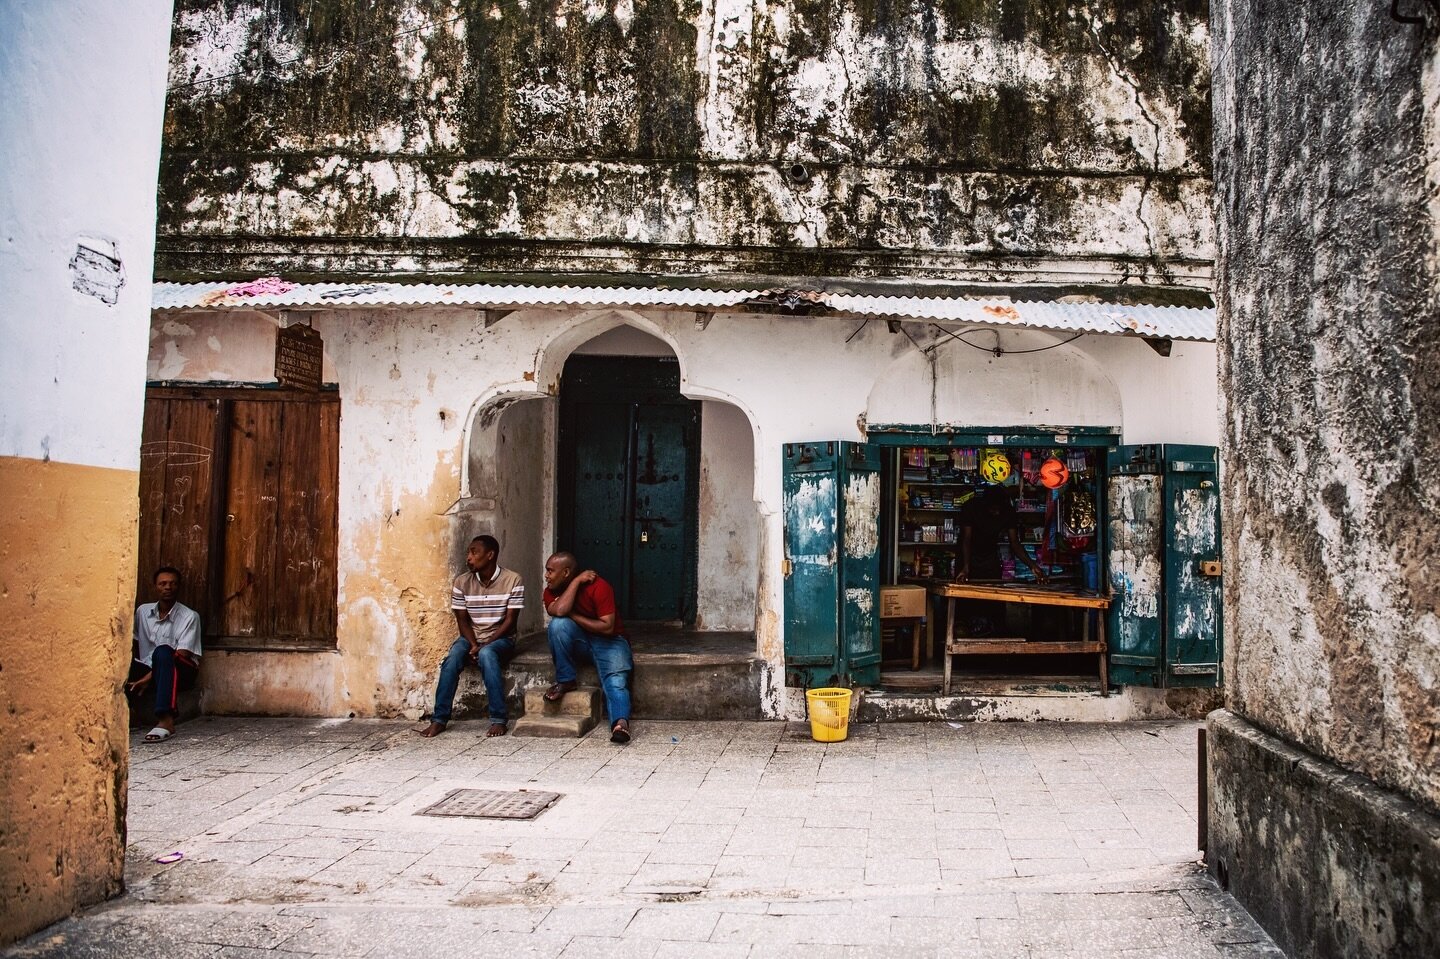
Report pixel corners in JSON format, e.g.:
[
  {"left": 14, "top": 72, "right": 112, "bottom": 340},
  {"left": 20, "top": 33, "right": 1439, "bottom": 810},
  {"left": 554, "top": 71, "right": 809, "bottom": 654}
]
[
  {"left": 1199, "top": 560, "right": 1222, "bottom": 577},
  {"left": 782, "top": 558, "right": 793, "bottom": 576}
]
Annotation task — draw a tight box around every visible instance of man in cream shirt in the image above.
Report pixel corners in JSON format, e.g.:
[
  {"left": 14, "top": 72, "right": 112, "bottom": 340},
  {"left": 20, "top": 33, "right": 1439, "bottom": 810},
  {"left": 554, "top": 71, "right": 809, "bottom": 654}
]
[{"left": 128, "top": 566, "right": 202, "bottom": 742}]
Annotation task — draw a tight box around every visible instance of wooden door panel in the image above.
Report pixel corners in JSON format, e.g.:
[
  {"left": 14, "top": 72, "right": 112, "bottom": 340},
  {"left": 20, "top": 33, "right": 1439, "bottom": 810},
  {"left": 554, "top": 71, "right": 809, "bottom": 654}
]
[
  {"left": 136, "top": 397, "right": 221, "bottom": 617},
  {"left": 221, "top": 400, "right": 281, "bottom": 638},
  {"left": 135, "top": 399, "right": 171, "bottom": 608},
  {"left": 272, "top": 401, "right": 340, "bottom": 638},
  {"left": 309, "top": 402, "right": 340, "bottom": 639}
]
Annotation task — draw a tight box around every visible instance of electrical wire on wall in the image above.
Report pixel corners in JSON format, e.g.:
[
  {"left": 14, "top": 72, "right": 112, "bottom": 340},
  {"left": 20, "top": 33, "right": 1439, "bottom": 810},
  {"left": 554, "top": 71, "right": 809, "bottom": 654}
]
[{"left": 928, "top": 324, "right": 1085, "bottom": 357}]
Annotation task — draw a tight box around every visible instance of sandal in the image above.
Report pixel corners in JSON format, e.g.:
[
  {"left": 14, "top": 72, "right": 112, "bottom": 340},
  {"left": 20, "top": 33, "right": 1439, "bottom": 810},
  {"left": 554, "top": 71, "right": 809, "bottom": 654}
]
[
  {"left": 543, "top": 681, "right": 577, "bottom": 702},
  {"left": 486, "top": 722, "right": 507, "bottom": 738},
  {"left": 610, "top": 719, "right": 631, "bottom": 744}
]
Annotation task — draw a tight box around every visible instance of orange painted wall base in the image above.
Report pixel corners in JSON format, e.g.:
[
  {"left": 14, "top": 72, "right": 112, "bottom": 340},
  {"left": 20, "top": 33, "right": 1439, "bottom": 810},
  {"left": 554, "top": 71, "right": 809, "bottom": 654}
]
[{"left": 0, "top": 456, "right": 138, "bottom": 945}]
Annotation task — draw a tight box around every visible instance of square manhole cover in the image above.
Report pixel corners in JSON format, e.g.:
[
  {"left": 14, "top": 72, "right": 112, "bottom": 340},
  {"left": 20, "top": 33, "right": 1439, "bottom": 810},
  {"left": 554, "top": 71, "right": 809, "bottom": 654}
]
[{"left": 416, "top": 788, "right": 561, "bottom": 820}]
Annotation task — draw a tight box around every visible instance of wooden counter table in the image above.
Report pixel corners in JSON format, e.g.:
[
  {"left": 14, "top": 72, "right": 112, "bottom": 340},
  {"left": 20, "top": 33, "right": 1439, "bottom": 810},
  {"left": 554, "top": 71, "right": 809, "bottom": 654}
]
[{"left": 916, "top": 581, "right": 1112, "bottom": 696}]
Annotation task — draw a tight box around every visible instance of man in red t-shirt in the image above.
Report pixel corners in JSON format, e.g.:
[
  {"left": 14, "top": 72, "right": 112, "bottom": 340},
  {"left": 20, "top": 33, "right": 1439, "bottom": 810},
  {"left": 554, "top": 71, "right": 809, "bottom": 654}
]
[{"left": 541, "top": 552, "right": 634, "bottom": 743}]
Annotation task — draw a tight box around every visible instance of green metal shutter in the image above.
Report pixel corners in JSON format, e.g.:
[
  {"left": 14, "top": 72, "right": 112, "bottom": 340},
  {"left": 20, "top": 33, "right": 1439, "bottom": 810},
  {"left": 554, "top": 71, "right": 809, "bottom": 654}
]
[
  {"left": 782, "top": 441, "right": 882, "bottom": 688},
  {"left": 783, "top": 443, "right": 843, "bottom": 688},
  {"left": 1106, "top": 445, "right": 1165, "bottom": 687},
  {"left": 1163, "top": 445, "right": 1223, "bottom": 687},
  {"left": 839, "top": 443, "right": 882, "bottom": 687}
]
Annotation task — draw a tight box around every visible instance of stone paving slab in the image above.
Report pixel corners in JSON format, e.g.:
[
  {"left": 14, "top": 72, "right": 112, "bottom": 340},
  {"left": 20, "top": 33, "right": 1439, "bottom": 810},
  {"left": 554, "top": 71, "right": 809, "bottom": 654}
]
[{"left": 4, "top": 718, "right": 1282, "bottom": 958}]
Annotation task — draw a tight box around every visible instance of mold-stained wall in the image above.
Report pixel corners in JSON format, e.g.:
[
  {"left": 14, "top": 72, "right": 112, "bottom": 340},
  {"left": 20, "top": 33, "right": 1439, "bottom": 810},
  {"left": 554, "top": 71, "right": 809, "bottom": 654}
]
[
  {"left": 157, "top": 0, "right": 1212, "bottom": 284},
  {"left": 490, "top": 397, "right": 555, "bottom": 634},
  {"left": 697, "top": 400, "right": 760, "bottom": 630},
  {"left": 0, "top": 1, "right": 174, "bottom": 945},
  {"left": 147, "top": 305, "right": 1217, "bottom": 719},
  {"left": 1212, "top": 0, "right": 1440, "bottom": 813}
]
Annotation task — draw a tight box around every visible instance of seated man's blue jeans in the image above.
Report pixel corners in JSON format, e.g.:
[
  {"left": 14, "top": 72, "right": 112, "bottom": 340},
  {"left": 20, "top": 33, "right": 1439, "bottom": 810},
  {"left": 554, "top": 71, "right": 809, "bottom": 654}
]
[
  {"left": 128, "top": 644, "right": 198, "bottom": 719},
  {"left": 547, "top": 617, "right": 632, "bottom": 723},
  {"left": 432, "top": 636, "right": 516, "bottom": 724}
]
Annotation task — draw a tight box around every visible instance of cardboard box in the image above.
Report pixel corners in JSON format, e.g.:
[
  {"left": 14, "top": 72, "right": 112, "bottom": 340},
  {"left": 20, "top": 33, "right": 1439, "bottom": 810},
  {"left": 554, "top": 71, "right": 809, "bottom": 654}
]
[{"left": 881, "top": 584, "right": 927, "bottom": 619}]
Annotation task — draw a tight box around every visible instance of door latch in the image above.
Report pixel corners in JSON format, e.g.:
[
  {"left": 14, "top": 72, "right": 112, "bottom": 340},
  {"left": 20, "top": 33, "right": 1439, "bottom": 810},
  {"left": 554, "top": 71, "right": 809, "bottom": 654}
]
[
  {"left": 1199, "top": 560, "right": 1222, "bottom": 577},
  {"left": 640, "top": 530, "right": 649, "bottom": 543}
]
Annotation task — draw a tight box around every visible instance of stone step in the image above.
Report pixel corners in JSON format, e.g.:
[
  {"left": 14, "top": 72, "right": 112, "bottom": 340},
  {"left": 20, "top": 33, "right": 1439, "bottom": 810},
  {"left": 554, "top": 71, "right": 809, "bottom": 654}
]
[
  {"left": 443, "top": 631, "right": 765, "bottom": 723},
  {"left": 508, "top": 639, "right": 764, "bottom": 721},
  {"left": 522, "top": 685, "right": 603, "bottom": 718},
  {"left": 510, "top": 713, "right": 597, "bottom": 739}
]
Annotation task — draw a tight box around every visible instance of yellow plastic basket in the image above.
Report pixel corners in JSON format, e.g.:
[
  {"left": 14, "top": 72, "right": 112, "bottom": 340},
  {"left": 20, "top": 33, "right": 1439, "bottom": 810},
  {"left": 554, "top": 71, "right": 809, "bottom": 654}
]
[{"left": 805, "top": 687, "right": 853, "bottom": 743}]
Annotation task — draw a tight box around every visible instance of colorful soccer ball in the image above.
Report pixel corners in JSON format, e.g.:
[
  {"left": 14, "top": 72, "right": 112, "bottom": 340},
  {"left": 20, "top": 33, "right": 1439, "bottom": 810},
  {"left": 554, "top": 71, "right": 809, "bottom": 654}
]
[
  {"left": 1040, "top": 457, "right": 1070, "bottom": 489},
  {"left": 979, "top": 450, "right": 1011, "bottom": 484}
]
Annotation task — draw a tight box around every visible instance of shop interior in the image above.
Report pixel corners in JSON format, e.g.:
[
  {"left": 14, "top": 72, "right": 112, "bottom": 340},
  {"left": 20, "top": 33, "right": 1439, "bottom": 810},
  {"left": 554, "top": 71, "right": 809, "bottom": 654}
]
[{"left": 877, "top": 442, "right": 1108, "bottom": 692}]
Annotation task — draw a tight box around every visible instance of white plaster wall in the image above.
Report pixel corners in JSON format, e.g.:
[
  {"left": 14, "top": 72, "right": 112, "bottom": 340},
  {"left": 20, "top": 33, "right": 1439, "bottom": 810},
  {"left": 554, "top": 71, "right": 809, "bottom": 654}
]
[
  {"left": 148, "top": 309, "right": 339, "bottom": 383},
  {"left": 572, "top": 325, "right": 674, "bottom": 357},
  {"left": 493, "top": 398, "right": 552, "bottom": 634},
  {"left": 148, "top": 305, "right": 1218, "bottom": 719},
  {"left": 696, "top": 400, "right": 759, "bottom": 631},
  {"left": 1083, "top": 337, "right": 1220, "bottom": 446},
  {"left": 0, "top": 0, "right": 174, "bottom": 469},
  {"left": 867, "top": 328, "right": 1219, "bottom": 446}
]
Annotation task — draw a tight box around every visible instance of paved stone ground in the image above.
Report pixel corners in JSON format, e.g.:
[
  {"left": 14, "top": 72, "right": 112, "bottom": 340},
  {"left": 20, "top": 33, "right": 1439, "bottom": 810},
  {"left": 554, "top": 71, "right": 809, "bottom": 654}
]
[{"left": 6, "top": 718, "right": 1283, "bottom": 958}]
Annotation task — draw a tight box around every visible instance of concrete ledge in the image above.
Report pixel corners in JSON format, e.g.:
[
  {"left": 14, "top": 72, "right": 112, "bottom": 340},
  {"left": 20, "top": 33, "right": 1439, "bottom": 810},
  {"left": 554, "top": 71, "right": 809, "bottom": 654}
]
[
  {"left": 857, "top": 685, "right": 1220, "bottom": 723},
  {"left": 448, "top": 633, "right": 765, "bottom": 722},
  {"left": 1207, "top": 709, "right": 1440, "bottom": 959}
]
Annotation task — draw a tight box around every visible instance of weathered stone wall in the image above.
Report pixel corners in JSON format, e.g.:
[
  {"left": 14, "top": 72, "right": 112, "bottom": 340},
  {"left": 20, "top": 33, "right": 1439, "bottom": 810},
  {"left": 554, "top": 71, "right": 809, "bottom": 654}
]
[
  {"left": 1210, "top": 4, "right": 1440, "bottom": 956},
  {"left": 1207, "top": 713, "right": 1440, "bottom": 958},
  {"left": 158, "top": 0, "right": 1212, "bottom": 284},
  {"left": 1212, "top": 1, "right": 1440, "bottom": 813}
]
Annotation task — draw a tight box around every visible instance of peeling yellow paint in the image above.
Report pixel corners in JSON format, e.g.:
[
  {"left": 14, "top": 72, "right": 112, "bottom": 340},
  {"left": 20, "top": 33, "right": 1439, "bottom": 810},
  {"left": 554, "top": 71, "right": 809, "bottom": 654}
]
[{"left": 335, "top": 454, "right": 460, "bottom": 716}]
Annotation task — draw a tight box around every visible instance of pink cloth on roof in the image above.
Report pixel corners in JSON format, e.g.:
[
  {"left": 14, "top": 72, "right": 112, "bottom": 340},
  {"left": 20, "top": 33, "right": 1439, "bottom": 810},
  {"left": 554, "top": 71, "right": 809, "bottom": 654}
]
[{"left": 222, "top": 276, "right": 295, "bottom": 297}]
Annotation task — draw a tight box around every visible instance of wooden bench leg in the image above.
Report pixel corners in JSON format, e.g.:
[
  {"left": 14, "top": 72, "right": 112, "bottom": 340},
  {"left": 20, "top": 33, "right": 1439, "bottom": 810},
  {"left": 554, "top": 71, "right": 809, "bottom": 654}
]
[
  {"left": 1098, "top": 612, "right": 1109, "bottom": 696},
  {"left": 943, "top": 599, "right": 956, "bottom": 695}
]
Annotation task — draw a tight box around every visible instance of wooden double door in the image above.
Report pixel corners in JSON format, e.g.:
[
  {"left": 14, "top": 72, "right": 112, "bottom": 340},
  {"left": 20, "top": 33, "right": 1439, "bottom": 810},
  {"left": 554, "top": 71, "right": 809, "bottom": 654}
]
[{"left": 557, "top": 356, "right": 700, "bottom": 624}]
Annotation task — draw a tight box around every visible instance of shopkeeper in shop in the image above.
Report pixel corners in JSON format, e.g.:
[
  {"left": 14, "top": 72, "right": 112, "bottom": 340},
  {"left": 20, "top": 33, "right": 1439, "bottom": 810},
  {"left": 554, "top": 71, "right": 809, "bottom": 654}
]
[{"left": 954, "top": 464, "right": 1048, "bottom": 585}]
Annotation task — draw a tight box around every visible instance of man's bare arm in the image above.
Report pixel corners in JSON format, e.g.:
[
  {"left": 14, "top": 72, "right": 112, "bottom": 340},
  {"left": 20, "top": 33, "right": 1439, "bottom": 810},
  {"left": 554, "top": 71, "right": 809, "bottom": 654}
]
[
  {"left": 571, "top": 611, "right": 616, "bottom": 636},
  {"left": 546, "top": 570, "right": 596, "bottom": 617},
  {"left": 455, "top": 609, "right": 479, "bottom": 647},
  {"left": 494, "top": 608, "right": 519, "bottom": 639},
  {"left": 955, "top": 527, "right": 974, "bottom": 581},
  {"left": 1008, "top": 529, "right": 1047, "bottom": 582}
]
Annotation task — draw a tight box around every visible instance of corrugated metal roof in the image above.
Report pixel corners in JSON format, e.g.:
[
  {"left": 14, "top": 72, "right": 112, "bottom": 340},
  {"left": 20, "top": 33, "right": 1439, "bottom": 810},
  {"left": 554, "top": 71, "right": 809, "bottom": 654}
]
[{"left": 151, "top": 281, "right": 1215, "bottom": 341}]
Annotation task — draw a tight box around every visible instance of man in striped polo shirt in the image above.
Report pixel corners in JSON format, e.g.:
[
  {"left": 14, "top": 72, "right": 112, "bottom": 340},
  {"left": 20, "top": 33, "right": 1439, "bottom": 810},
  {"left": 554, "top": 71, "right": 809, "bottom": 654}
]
[{"left": 418, "top": 534, "right": 524, "bottom": 738}]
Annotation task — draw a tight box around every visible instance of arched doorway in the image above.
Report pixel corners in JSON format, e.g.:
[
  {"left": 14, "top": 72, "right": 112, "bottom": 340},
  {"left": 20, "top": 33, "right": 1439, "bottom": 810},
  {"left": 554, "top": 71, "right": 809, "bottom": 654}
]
[{"left": 556, "top": 328, "right": 701, "bottom": 624}]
